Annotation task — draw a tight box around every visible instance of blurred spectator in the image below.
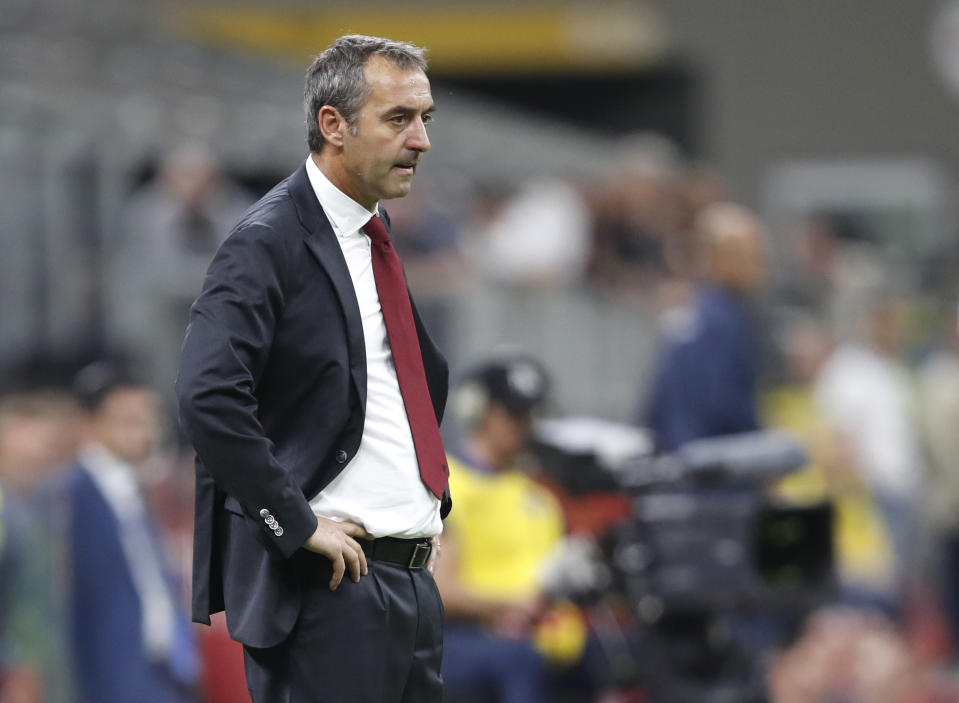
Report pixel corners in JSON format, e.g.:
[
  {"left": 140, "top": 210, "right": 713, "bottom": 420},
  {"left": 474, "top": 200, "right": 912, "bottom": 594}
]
[
  {"left": 673, "top": 165, "right": 728, "bottom": 244},
  {"left": 60, "top": 361, "right": 198, "bottom": 703},
  {"left": 0, "top": 494, "right": 41, "bottom": 703},
  {"left": 767, "top": 607, "right": 955, "bottom": 703},
  {"left": 466, "top": 178, "right": 592, "bottom": 289},
  {"left": 104, "top": 144, "right": 251, "bottom": 408},
  {"left": 766, "top": 314, "right": 897, "bottom": 596},
  {"left": 916, "top": 316, "right": 959, "bottom": 651},
  {"left": 587, "top": 133, "right": 698, "bottom": 304},
  {"left": 641, "top": 202, "right": 766, "bottom": 451},
  {"left": 0, "top": 390, "right": 80, "bottom": 703},
  {"left": 436, "top": 355, "right": 585, "bottom": 703},
  {"left": 783, "top": 212, "right": 886, "bottom": 341},
  {"left": 0, "top": 390, "right": 80, "bottom": 492},
  {"left": 815, "top": 296, "right": 925, "bottom": 605}
]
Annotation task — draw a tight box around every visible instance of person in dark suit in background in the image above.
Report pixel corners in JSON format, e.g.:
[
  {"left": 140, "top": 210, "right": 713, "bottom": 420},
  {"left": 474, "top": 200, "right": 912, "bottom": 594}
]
[
  {"left": 642, "top": 202, "right": 767, "bottom": 451},
  {"left": 176, "top": 34, "right": 451, "bottom": 703},
  {"left": 66, "top": 362, "right": 199, "bottom": 703}
]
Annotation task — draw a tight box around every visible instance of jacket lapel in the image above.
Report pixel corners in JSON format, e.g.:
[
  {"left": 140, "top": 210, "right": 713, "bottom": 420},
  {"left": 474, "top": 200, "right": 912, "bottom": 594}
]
[{"left": 289, "top": 163, "right": 367, "bottom": 411}]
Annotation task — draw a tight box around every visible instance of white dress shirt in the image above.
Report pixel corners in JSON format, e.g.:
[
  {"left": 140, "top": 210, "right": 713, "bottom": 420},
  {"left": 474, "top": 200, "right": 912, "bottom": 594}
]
[
  {"left": 304, "top": 156, "right": 442, "bottom": 538},
  {"left": 815, "top": 343, "right": 924, "bottom": 499}
]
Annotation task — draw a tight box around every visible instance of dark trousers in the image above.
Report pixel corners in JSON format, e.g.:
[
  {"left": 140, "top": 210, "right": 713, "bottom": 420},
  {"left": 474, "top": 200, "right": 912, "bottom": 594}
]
[{"left": 242, "top": 552, "right": 445, "bottom": 703}]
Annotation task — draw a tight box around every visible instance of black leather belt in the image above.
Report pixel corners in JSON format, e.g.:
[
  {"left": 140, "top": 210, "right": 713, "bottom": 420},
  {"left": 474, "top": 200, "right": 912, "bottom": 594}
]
[{"left": 361, "top": 536, "right": 432, "bottom": 569}]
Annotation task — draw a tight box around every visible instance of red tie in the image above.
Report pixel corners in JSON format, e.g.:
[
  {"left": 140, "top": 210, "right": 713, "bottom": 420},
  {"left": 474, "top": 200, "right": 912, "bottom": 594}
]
[{"left": 363, "top": 215, "right": 449, "bottom": 499}]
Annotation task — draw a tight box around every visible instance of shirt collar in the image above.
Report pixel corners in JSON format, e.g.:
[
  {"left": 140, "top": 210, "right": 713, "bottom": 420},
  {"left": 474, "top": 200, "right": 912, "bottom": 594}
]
[
  {"left": 78, "top": 441, "right": 143, "bottom": 515},
  {"left": 304, "top": 155, "right": 378, "bottom": 239}
]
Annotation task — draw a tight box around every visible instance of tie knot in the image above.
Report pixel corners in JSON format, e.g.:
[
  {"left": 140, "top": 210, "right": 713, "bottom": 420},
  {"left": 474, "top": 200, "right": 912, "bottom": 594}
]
[{"left": 363, "top": 215, "right": 390, "bottom": 245}]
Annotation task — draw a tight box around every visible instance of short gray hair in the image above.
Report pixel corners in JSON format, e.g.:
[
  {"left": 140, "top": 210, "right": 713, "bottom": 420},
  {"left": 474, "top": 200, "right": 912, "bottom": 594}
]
[{"left": 304, "top": 35, "right": 428, "bottom": 153}]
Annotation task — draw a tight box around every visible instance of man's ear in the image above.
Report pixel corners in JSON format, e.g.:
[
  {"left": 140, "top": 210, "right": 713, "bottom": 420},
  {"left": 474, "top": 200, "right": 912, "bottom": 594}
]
[{"left": 318, "top": 105, "right": 346, "bottom": 148}]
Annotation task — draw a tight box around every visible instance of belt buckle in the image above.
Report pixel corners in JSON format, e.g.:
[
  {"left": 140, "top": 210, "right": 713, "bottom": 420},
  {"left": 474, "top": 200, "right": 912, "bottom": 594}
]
[{"left": 408, "top": 541, "right": 430, "bottom": 569}]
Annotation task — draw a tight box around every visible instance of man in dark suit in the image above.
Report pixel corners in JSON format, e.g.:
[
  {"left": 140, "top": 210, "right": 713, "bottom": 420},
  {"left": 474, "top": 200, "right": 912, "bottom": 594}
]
[
  {"left": 642, "top": 202, "right": 766, "bottom": 451},
  {"left": 176, "top": 35, "right": 451, "bottom": 702},
  {"left": 66, "top": 362, "right": 199, "bottom": 703}
]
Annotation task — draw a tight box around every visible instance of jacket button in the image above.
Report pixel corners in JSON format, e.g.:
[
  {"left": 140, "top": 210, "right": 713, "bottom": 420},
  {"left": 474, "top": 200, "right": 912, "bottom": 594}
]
[
  {"left": 259, "top": 508, "right": 270, "bottom": 518},
  {"left": 335, "top": 450, "right": 348, "bottom": 464}
]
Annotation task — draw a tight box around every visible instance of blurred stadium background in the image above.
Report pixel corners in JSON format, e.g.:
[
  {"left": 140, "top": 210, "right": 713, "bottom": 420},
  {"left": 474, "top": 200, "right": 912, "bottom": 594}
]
[{"left": 5, "top": 0, "right": 957, "bottom": 416}]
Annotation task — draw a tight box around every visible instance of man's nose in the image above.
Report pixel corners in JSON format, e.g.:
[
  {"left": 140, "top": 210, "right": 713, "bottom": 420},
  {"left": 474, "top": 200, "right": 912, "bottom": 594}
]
[{"left": 407, "top": 117, "right": 431, "bottom": 152}]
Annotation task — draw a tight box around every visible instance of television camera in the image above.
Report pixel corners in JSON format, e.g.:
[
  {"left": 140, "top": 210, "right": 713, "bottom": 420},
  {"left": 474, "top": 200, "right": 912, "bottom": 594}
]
[{"left": 531, "top": 419, "right": 834, "bottom": 703}]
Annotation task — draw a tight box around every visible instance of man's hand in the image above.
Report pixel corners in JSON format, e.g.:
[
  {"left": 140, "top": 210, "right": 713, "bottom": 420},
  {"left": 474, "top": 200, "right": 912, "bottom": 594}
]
[
  {"left": 303, "top": 517, "right": 373, "bottom": 590},
  {"left": 426, "top": 535, "right": 441, "bottom": 574},
  {"left": 494, "top": 596, "right": 543, "bottom": 638}
]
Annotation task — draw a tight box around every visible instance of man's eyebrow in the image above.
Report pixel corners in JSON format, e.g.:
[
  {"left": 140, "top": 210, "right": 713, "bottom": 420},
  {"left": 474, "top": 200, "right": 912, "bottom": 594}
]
[{"left": 383, "top": 104, "right": 436, "bottom": 116}]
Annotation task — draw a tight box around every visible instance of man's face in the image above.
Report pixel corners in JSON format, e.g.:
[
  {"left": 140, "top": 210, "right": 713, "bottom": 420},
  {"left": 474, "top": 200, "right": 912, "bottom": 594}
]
[
  {"left": 485, "top": 404, "right": 534, "bottom": 463},
  {"left": 0, "top": 413, "right": 77, "bottom": 489},
  {"left": 732, "top": 230, "right": 766, "bottom": 292},
  {"left": 89, "top": 388, "right": 160, "bottom": 466},
  {"left": 338, "top": 56, "right": 433, "bottom": 209},
  {"left": 712, "top": 228, "right": 766, "bottom": 294}
]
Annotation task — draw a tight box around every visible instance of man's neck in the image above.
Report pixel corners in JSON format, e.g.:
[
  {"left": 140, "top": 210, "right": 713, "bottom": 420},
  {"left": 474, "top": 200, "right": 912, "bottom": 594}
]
[
  {"left": 81, "top": 440, "right": 135, "bottom": 471},
  {"left": 310, "top": 151, "right": 373, "bottom": 211}
]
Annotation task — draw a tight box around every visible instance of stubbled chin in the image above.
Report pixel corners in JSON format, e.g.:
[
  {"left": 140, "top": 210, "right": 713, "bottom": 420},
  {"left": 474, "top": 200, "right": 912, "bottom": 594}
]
[{"left": 381, "top": 181, "right": 413, "bottom": 201}]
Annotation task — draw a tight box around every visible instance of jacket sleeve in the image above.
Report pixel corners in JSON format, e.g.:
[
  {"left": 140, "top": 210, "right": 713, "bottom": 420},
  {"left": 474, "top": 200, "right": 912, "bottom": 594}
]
[{"left": 175, "top": 223, "right": 317, "bottom": 559}]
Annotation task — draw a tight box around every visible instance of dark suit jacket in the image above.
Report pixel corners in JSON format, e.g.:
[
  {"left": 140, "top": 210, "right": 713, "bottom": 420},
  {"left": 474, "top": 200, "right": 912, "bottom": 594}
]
[
  {"left": 176, "top": 163, "right": 450, "bottom": 649},
  {"left": 64, "top": 462, "right": 194, "bottom": 703},
  {"left": 644, "top": 285, "right": 760, "bottom": 452}
]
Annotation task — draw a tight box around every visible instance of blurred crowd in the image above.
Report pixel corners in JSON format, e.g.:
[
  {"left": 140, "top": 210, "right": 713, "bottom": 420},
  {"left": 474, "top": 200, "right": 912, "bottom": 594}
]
[{"left": 2, "top": 130, "right": 959, "bottom": 703}]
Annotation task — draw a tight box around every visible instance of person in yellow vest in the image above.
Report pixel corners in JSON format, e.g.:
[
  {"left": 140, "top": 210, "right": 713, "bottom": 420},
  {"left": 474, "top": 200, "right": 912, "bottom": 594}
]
[
  {"left": 434, "top": 355, "right": 578, "bottom": 703},
  {"left": 766, "top": 314, "right": 897, "bottom": 599}
]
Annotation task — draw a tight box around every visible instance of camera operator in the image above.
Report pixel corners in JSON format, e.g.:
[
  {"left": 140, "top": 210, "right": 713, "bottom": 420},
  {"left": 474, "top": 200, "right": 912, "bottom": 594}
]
[{"left": 434, "top": 355, "right": 585, "bottom": 703}]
